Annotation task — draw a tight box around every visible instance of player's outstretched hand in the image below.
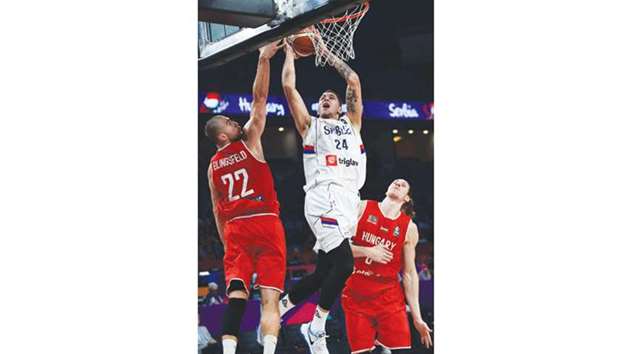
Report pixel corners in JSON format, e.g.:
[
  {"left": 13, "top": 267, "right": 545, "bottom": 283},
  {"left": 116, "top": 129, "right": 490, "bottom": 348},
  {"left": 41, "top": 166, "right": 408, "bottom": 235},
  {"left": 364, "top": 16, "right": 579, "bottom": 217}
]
[
  {"left": 259, "top": 40, "right": 284, "bottom": 59},
  {"left": 283, "top": 42, "right": 299, "bottom": 60},
  {"left": 367, "top": 244, "right": 393, "bottom": 264},
  {"left": 414, "top": 319, "right": 433, "bottom": 348}
]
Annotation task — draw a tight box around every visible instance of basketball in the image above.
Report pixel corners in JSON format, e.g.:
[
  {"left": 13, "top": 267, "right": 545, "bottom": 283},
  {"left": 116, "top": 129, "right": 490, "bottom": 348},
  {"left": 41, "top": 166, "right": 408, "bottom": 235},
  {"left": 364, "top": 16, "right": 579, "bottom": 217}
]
[{"left": 286, "top": 31, "right": 316, "bottom": 57}]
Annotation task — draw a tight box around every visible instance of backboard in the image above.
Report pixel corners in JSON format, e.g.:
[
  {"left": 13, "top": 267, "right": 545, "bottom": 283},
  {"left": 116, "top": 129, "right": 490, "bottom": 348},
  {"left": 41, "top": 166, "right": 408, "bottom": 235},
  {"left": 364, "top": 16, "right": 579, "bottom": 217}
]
[{"left": 198, "top": 0, "right": 367, "bottom": 70}]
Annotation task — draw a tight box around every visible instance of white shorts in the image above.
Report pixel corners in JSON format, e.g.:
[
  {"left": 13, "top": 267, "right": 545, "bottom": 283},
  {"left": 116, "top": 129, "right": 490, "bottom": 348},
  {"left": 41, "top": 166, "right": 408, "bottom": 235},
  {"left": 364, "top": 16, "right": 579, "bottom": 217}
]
[{"left": 304, "top": 183, "right": 361, "bottom": 253}]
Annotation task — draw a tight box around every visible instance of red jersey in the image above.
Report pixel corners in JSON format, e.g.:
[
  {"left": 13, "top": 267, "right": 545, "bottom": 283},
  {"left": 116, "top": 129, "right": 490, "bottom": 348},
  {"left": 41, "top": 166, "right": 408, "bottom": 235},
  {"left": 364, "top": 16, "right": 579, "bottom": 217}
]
[
  {"left": 345, "top": 200, "right": 411, "bottom": 298},
  {"left": 210, "top": 140, "right": 280, "bottom": 221}
]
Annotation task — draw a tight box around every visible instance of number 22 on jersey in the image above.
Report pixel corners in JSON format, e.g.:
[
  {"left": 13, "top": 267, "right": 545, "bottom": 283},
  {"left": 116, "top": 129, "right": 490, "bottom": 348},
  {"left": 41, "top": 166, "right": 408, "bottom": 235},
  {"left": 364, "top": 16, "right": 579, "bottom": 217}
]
[{"left": 220, "top": 168, "right": 254, "bottom": 201}]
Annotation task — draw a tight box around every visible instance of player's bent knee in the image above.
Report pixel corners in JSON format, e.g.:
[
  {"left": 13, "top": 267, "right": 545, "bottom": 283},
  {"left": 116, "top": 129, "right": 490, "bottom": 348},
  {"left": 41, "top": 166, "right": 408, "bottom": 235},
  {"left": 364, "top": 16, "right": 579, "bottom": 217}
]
[
  {"left": 261, "top": 296, "right": 278, "bottom": 310},
  {"left": 333, "top": 253, "right": 354, "bottom": 279},
  {"left": 313, "top": 264, "right": 330, "bottom": 280},
  {"left": 260, "top": 288, "right": 280, "bottom": 307}
]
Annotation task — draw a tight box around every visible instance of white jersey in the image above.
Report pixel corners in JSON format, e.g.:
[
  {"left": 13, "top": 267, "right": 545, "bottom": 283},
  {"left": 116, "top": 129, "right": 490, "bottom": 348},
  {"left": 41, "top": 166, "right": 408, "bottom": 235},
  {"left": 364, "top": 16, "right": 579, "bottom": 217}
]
[{"left": 302, "top": 115, "right": 366, "bottom": 192}]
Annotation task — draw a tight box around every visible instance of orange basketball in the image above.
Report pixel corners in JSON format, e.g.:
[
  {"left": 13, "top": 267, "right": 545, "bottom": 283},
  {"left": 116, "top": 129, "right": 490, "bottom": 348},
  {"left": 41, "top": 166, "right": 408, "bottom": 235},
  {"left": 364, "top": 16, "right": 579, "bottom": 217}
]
[{"left": 287, "top": 32, "right": 316, "bottom": 57}]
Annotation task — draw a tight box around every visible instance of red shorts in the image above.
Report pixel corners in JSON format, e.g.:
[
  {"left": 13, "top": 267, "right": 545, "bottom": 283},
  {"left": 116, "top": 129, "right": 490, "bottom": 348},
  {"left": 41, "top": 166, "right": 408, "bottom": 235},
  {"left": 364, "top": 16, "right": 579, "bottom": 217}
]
[
  {"left": 223, "top": 214, "right": 286, "bottom": 294},
  {"left": 341, "top": 285, "right": 411, "bottom": 353}
]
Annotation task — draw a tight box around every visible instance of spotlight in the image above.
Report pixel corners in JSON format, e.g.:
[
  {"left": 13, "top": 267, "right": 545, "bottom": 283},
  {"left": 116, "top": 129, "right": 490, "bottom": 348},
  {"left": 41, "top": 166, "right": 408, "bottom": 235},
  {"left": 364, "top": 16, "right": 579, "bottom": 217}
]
[
  {"left": 278, "top": 127, "right": 284, "bottom": 132},
  {"left": 392, "top": 129, "right": 399, "bottom": 134},
  {"left": 393, "top": 136, "right": 402, "bottom": 143},
  {"left": 408, "top": 129, "right": 414, "bottom": 134},
  {"left": 423, "top": 130, "right": 429, "bottom": 135}
]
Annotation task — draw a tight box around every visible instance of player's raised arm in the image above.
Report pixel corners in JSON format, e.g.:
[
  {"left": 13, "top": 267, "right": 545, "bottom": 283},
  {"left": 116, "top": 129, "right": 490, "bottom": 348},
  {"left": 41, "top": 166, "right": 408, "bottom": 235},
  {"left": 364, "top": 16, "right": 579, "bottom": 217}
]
[
  {"left": 319, "top": 44, "right": 363, "bottom": 132},
  {"left": 402, "top": 221, "right": 433, "bottom": 348},
  {"left": 245, "top": 41, "right": 283, "bottom": 147},
  {"left": 207, "top": 165, "right": 226, "bottom": 248},
  {"left": 282, "top": 43, "right": 311, "bottom": 138}
]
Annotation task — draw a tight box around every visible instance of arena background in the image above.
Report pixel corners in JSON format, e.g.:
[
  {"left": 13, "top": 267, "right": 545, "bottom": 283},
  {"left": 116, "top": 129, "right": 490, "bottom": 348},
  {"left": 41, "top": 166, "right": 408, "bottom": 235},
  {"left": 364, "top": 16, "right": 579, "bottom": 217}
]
[{"left": 198, "top": 1, "right": 433, "bottom": 352}]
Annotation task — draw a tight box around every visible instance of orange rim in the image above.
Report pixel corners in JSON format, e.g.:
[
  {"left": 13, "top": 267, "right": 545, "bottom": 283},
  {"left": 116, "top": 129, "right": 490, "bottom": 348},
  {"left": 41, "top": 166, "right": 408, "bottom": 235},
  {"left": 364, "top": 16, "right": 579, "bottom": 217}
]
[{"left": 320, "top": 1, "right": 369, "bottom": 24}]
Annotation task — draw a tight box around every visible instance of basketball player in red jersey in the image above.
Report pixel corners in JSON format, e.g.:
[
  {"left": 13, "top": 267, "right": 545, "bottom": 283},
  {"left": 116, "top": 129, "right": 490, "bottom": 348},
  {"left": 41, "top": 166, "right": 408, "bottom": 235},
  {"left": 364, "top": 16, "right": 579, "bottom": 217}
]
[
  {"left": 341, "top": 179, "right": 433, "bottom": 353},
  {"left": 205, "top": 41, "right": 284, "bottom": 354}
]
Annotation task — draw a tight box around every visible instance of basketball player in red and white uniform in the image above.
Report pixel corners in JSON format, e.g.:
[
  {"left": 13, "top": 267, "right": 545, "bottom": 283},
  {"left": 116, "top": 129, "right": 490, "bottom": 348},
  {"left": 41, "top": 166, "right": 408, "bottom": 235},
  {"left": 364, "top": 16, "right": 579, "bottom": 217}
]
[
  {"left": 205, "top": 41, "right": 285, "bottom": 354},
  {"left": 342, "top": 179, "right": 433, "bottom": 353}
]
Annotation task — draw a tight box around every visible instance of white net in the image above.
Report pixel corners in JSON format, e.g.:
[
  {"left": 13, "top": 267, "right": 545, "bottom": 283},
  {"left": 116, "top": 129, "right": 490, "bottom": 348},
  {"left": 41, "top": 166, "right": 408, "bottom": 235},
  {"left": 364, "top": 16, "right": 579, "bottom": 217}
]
[{"left": 310, "top": 1, "right": 369, "bottom": 66}]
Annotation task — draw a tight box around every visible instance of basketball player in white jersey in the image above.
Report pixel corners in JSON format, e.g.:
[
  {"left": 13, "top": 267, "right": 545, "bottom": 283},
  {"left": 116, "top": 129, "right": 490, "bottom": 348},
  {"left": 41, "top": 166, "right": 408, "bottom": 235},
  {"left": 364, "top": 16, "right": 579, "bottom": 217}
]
[{"left": 277, "top": 42, "right": 366, "bottom": 354}]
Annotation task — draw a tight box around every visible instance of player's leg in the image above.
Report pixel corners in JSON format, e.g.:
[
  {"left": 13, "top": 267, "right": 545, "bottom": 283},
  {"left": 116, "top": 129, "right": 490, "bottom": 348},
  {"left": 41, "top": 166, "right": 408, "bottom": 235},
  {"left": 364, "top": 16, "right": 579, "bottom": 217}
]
[
  {"left": 258, "top": 288, "right": 280, "bottom": 354},
  {"left": 341, "top": 295, "right": 377, "bottom": 354},
  {"left": 310, "top": 238, "right": 354, "bottom": 335},
  {"left": 285, "top": 183, "right": 348, "bottom": 315},
  {"left": 375, "top": 307, "right": 412, "bottom": 354},
  {"left": 280, "top": 249, "right": 330, "bottom": 315},
  {"left": 221, "top": 283, "right": 250, "bottom": 354},
  {"left": 253, "top": 216, "right": 287, "bottom": 353},
  {"left": 221, "top": 220, "right": 253, "bottom": 354},
  {"left": 302, "top": 184, "right": 356, "bottom": 339}
]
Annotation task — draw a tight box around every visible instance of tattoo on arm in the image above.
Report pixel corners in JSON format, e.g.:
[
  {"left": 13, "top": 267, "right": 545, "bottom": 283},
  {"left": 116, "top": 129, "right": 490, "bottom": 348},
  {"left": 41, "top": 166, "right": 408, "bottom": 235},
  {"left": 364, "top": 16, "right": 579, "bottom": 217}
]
[
  {"left": 333, "top": 59, "right": 353, "bottom": 81},
  {"left": 346, "top": 86, "right": 357, "bottom": 114}
]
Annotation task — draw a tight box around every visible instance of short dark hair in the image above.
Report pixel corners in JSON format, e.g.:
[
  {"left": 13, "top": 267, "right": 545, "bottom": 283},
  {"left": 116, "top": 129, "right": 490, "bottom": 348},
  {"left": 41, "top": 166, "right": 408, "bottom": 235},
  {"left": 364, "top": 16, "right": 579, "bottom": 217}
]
[
  {"left": 322, "top": 89, "right": 342, "bottom": 106},
  {"left": 204, "top": 115, "right": 226, "bottom": 141}
]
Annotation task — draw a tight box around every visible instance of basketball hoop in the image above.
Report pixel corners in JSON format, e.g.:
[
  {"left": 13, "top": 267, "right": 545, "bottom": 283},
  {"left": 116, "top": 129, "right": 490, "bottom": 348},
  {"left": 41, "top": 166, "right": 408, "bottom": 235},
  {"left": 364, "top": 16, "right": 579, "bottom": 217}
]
[
  {"left": 320, "top": 1, "right": 369, "bottom": 24},
  {"left": 311, "top": 1, "right": 369, "bottom": 66}
]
